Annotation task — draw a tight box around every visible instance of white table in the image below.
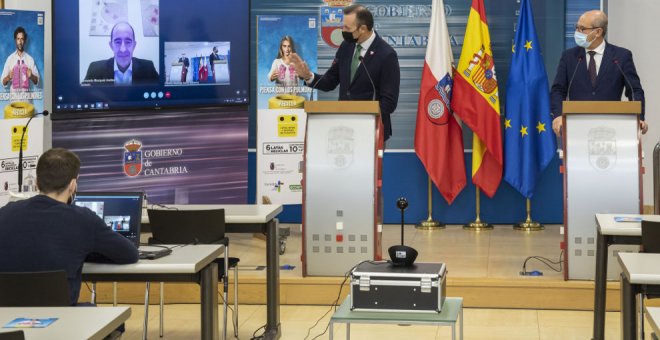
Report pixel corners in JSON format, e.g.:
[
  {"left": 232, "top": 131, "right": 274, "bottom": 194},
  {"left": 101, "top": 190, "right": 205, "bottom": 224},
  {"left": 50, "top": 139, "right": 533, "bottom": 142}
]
[
  {"left": 644, "top": 306, "right": 660, "bottom": 338},
  {"left": 0, "top": 306, "right": 130, "bottom": 340},
  {"left": 83, "top": 244, "right": 224, "bottom": 340},
  {"left": 593, "top": 214, "right": 660, "bottom": 340},
  {"left": 142, "top": 204, "right": 283, "bottom": 339},
  {"left": 617, "top": 252, "right": 660, "bottom": 340}
]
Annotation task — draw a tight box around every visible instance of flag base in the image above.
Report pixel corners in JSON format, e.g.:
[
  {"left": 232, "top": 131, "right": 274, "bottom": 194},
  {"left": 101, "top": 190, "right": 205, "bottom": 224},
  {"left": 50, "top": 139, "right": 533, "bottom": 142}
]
[
  {"left": 463, "top": 221, "right": 494, "bottom": 231},
  {"left": 415, "top": 219, "right": 446, "bottom": 230},
  {"left": 513, "top": 221, "right": 544, "bottom": 231}
]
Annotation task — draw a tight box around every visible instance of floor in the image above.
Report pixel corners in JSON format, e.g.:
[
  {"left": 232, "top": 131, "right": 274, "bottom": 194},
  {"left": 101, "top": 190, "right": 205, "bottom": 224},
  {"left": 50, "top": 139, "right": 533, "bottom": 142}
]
[{"left": 109, "top": 223, "right": 654, "bottom": 339}]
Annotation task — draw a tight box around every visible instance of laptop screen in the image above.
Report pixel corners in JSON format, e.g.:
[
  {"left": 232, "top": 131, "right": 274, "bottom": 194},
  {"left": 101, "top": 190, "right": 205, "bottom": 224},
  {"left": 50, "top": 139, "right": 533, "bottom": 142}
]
[{"left": 73, "top": 192, "right": 144, "bottom": 247}]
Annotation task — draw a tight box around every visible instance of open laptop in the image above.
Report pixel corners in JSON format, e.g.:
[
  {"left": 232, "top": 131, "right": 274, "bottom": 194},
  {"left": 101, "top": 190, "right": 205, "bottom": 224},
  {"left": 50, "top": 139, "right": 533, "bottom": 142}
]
[{"left": 73, "top": 192, "right": 143, "bottom": 248}]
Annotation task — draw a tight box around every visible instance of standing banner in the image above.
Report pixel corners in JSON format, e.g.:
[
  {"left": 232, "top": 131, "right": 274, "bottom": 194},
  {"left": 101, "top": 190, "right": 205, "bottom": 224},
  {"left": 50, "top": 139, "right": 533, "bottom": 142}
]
[
  {"left": 0, "top": 10, "right": 48, "bottom": 206},
  {"left": 256, "top": 15, "right": 317, "bottom": 204}
]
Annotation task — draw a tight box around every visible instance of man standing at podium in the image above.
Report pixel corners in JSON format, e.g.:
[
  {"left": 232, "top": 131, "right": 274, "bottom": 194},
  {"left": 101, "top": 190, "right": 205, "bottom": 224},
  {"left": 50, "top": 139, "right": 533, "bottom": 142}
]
[
  {"left": 290, "top": 4, "right": 400, "bottom": 141},
  {"left": 550, "top": 10, "right": 646, "bottom": 135}
]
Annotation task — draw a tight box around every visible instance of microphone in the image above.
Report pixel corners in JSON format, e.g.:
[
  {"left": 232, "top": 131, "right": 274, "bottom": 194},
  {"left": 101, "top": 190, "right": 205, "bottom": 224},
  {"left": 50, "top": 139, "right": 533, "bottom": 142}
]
[
  {"left": 18, "top": 110, "right": 49, "bottom": 192},
  {"left": 566, "top": 56, "right": 583, "bottom": 101},
  {"left": 358, "top": 55, "right": 376, "bottom": 101},
  {"left": 613, "top": 59, "right": 636, "bottom": 102},
  {"left": 308, "top": 58, "right": 337, "bottom": 100}
]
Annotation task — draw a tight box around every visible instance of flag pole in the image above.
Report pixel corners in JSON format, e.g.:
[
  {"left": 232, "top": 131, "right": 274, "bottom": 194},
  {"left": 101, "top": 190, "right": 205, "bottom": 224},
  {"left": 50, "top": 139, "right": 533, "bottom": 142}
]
[
  {"left": 463, "top": 187, "right": 493, "bottom": 231},
  {"left": 416, "top": 177, "right": 445, "bottom": 230},
  {"left": 513, "top": 198, "right": 544, "bottom": 231}
]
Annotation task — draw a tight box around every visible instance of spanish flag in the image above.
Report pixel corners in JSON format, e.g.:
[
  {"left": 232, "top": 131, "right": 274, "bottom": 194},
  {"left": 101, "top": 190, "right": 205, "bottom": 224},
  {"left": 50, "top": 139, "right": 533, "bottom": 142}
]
[{"left": 450, "top": 0, "right": 503, "bottom": 198}]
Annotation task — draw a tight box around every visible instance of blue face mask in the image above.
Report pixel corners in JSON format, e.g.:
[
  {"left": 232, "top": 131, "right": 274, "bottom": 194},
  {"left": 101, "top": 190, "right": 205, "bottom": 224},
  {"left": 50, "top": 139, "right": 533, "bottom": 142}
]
[{"left": 574, "top": 31, "right": 593, "bottom": 48}]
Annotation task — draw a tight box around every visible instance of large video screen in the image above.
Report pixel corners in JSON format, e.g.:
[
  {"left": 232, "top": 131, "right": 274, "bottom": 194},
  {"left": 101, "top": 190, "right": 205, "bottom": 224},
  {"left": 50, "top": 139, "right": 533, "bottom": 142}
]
[{"left": 52, "top": 0, "right": 249, "bottom": 116}]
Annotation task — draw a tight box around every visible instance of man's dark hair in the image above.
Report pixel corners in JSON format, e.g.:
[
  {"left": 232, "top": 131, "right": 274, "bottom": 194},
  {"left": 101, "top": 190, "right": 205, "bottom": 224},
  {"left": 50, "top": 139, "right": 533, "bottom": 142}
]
[
  {"left": 344, "top": 4, "right": 374, "bottom": 31},
  {"left": 36, "top": 148, "right": 81, "bottom": 194},
  {"left": 14, "top": 26, "right": 27, "bottom": 41}
]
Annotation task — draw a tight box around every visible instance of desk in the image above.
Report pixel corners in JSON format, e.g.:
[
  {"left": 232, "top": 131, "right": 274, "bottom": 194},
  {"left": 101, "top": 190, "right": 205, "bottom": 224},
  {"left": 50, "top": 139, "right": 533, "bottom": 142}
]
[
  {"left": 329, "top": 296, "right": 463, "bottom": 340},
  {"left": 593, "top": 214, "right": 660, "bottom": 340},
  {"left": 617, "top": 252, "right": 660, "bottom": 340},
  {"left": 644, "top": 306, "right": 660, "bottom": 338},
  {"left": 83, "top": 244, "right": 223, "bottom": 340},
  {"left": 142, "top": 204, "right": 283, "bottom": 339},
  {"left": 0, "top": 306, "right": 130, "bottom": 340}
]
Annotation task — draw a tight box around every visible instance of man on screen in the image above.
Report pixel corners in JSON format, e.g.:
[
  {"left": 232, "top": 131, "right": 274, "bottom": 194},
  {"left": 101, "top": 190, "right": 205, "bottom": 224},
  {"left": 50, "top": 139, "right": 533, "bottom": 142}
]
[
  {"left": 84, "top": 21, "right": 159, "bottom": 85},
  {"left": 550, "top": 10, "right": 646, "bottom": 135},
  {"left": 1, "top": 27, "right": 40, "bottom": 101}
]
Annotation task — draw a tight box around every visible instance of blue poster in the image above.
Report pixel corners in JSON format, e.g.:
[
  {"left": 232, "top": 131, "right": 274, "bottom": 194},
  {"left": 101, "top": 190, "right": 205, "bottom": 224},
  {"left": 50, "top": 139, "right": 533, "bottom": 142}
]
[{"left": 0, "top": 10, "right": 45, "bottom": 119}]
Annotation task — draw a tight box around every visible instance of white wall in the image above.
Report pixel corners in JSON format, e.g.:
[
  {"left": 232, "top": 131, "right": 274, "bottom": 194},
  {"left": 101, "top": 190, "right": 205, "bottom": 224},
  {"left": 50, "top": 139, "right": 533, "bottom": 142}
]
[
  {"left": 4, "top": 0, "right": 51, "bottom": 112},
  {"left": 608, "top": 0, "right": 660, "bottom": 208}
]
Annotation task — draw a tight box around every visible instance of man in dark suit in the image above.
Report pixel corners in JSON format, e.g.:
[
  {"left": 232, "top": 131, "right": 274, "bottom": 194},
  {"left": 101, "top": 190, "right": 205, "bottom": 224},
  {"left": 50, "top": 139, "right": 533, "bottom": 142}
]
[
  {"left": 551, "top": 10, "right": 646, "bottom": 135},
  {"left": 84, "top": 21, "right": 159, "bottom": 85},
  {"left": 290, "top": 4, "right": 400, "bottom": 141}
]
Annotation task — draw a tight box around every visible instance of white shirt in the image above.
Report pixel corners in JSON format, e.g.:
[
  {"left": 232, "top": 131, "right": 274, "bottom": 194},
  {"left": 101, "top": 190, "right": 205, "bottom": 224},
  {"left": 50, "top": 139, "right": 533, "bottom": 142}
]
[
  {"left": 1, "top": 51, "right": 40, "bottom": 102},
  {"left": 114, "top": 59, "right": 133, "bottom": 85},
  {"left": 268, "top": 58, "right": 300, "bottom": 88},
  {"left": 585, "top": 40, "right": 606, "bottom": 75}
]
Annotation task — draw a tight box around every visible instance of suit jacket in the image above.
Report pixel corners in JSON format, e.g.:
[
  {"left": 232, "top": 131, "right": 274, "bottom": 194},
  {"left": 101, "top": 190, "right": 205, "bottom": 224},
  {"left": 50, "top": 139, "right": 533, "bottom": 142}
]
[
  {"left": 550, "top": 42, "right": 645, "bottom": 120},
  {"left": 84, "top": 57, "right": 160, "bottom": 85},
  {"left": 309, "top": 33, "right": 400, "bottom": 140}
]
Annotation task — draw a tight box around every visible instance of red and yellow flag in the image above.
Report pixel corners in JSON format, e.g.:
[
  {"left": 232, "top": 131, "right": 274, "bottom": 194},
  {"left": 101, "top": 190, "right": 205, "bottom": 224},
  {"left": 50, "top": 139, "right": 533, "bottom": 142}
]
[{"left": 450, "top": 0, "right": 502, "bottom": 197}]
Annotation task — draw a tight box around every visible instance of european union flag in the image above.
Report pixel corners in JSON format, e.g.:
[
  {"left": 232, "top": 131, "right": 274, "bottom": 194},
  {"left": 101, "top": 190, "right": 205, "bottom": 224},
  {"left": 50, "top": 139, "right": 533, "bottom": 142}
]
[{"left": 504, "top": 0, "right": 557, "bottom": 198}]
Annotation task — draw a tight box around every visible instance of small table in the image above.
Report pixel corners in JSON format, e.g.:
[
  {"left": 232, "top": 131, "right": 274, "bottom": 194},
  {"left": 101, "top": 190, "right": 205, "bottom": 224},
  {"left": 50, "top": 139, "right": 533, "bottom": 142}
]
[
  {"left": 83, "top": 244, "right": 223, "bottom": 340},
  {"left": 143, "top": 204, "right": 283, "bottom": 339},
  {"left": 0, "top": 306, "right": 130, "bottom": 340},
  {"left": 617, "top": 252, "right": 660, "bottom": 340},
  {"left": 593, "top": 213, "right": 660, "bottom": 340},
  {"left": 329, "top": 296, "right": 463, "bottom": 340},
  {"left": 644, "top": 306, "right": 660, "bottom": 338}
]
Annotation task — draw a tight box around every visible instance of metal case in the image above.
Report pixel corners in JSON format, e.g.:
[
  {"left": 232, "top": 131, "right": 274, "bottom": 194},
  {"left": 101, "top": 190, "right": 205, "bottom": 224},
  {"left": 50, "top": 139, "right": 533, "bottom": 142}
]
[{"left": 350, "top": 262, "right": 446, "bottom": 313}]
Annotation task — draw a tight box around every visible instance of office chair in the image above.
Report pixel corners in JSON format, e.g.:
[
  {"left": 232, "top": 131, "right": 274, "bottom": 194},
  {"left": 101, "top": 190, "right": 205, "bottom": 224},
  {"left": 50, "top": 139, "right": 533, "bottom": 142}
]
[
  {"left": 0, "top": 270, "right": 70, "bottom": 307},
  {"left": 639, "top": 220, "right": 660, "bottom": 339},
  {"left": 146, "top": 208, "right": 239, "bottom": 339},
  {"left": 0, "top": 330, "right": 25, "bottom": 340}
]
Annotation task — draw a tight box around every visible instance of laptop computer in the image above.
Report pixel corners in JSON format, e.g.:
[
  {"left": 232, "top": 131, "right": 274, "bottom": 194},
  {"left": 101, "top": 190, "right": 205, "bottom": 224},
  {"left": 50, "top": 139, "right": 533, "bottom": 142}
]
[{"left": 73, "top": 192, "right": 144, "bottom": 248}]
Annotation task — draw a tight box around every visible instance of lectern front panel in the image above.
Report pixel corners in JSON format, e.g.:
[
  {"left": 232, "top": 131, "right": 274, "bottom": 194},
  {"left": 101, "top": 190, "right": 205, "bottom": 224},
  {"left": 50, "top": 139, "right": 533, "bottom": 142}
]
[{"left": 304, "top": 114, "right": 376, "bottom": 276}]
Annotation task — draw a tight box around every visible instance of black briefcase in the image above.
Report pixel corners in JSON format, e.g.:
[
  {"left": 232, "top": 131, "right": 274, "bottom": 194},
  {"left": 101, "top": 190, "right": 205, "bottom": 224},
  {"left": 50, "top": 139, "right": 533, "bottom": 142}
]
[{"left": 350, "top": 262, "right": 447, "bottom": 313}]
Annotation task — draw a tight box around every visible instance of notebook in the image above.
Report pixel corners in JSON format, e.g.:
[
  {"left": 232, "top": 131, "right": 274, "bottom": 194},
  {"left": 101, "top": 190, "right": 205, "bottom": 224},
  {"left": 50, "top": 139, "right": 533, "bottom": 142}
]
[{"left": 73, "top": 192, "right": 144, "bottom": 248}]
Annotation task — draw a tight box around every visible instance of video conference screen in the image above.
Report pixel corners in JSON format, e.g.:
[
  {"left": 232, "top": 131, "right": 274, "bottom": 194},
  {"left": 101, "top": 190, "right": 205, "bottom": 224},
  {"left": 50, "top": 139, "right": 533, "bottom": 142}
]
[
  {"left": 73, "top": 193, "right": 142, "bottom": 242},
  {"left": 52, "top": 0, "right": 249, "bottom": 115}
]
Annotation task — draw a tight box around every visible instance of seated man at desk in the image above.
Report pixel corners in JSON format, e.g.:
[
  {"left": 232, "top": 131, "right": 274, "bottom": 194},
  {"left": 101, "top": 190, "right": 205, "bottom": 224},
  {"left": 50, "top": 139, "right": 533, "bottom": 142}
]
[{"left": 0, "top": 148, "right": 139, "bottom": 305}]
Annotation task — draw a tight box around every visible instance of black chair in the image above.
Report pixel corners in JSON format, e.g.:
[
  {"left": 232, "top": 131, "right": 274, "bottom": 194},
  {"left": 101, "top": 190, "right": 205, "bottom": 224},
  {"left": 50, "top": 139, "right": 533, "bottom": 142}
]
[
  {"left": 0, "top": 331, "right": 25, "bottom": 340},
  {"left": 146, "top": 208, "right": 239, "bottom": 339},
  {"left": 0, "top": 270, "right": 70, "bottom": 307},
  {"left": 639, "top": 220, "right": 660, "bottom": 338}
]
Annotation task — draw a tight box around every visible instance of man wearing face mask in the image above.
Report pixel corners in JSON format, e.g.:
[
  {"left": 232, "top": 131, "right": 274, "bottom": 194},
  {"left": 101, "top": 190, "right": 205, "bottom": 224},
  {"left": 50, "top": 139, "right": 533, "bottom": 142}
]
[
  {"left": 550, "top": 10, "right": 646, "bottom": 135},
  {"left": 0, "top": 148, "right": 138, "bottom": 305},
  {"left": 290, "top": 4, "right": 400, "bottom": 141}
]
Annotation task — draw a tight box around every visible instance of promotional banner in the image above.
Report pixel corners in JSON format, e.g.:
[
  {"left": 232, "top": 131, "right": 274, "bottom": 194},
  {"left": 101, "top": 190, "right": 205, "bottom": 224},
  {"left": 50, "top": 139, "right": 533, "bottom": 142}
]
[
  {"left": 256, "top": 15, "right": 317, "bottom": 204},
  {"left": 0, "top": 10, "right": 45, "bottom": 119},
  {"left": 52, "top": 110, "right": 248, "bottom": 204}
]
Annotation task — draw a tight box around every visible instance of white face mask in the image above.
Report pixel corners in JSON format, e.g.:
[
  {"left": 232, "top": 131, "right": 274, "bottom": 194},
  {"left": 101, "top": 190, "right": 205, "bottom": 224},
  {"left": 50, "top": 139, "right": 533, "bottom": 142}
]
[{"left": 574, "top": 30, "right": 594, "bottom": 48}]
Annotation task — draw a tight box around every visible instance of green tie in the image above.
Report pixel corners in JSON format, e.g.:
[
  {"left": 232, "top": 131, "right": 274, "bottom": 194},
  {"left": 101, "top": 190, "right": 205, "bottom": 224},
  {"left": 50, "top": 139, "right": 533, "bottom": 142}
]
[{"left": 350, "top": 44, "right": 363, "bottom": 81}]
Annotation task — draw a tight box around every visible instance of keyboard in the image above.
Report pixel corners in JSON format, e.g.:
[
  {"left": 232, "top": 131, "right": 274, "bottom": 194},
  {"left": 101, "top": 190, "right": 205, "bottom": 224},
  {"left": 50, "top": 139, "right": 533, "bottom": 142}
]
[{"left": 138, "top": 248, "right": 172, "bottom": 260}]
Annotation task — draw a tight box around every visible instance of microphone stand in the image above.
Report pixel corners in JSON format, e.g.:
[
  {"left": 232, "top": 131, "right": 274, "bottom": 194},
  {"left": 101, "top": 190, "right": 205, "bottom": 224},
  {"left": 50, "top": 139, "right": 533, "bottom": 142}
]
[{"left": 17, "top": 111, "right": 48, "bottom": 192}]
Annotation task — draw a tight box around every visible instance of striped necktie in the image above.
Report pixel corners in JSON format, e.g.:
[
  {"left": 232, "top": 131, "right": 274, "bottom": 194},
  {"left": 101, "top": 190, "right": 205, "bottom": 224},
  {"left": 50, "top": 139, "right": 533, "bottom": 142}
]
[{"left": 350, "top": 44, "right": 363, "bottom": 81}]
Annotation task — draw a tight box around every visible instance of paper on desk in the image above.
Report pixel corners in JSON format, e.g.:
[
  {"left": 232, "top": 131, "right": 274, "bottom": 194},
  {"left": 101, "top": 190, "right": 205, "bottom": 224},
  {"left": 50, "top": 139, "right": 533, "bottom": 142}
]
[{"left": 3, "top": 318, "right": 58, "bottom": 328}]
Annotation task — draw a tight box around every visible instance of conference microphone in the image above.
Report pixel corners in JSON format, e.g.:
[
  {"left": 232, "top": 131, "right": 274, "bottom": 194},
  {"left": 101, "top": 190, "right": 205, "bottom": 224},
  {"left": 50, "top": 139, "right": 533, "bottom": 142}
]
[
  {"left": 18, "top": 110, "right": 49, "bottom": 192},
  {"left": 358, "top": 55, "right": 376, "bottom": 101},
  {"left": 566, "top": 56, "right": 583, "bottom": 101},
  {"left": 613, "top": 59, "right": 636, "bottom": 102}
]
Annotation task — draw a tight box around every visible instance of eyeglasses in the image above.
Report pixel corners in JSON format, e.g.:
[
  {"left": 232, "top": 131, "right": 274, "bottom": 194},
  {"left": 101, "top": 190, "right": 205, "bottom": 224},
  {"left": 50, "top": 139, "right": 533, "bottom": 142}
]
[{"left": 575, "top": 25, "right": 600, "bottom": 33}]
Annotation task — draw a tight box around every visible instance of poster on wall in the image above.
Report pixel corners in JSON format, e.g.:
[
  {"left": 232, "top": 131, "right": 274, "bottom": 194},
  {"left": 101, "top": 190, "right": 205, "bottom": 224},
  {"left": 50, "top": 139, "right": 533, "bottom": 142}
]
[
  {"left": 0, "top": 10, "right": 45, "bottom": 119},
  {"left": 256, "top": 15, "right": 317, "bottom": 204},
  {"left": 52, "top": 110, "right": 248, "bottom": 204}
]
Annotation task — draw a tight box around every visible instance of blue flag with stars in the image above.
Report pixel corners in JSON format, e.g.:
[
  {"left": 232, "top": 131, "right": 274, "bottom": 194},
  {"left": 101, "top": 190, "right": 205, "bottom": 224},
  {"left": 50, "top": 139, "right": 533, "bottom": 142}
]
[{"left": 504, "top": 0, "right": 556, "bottom": 198}]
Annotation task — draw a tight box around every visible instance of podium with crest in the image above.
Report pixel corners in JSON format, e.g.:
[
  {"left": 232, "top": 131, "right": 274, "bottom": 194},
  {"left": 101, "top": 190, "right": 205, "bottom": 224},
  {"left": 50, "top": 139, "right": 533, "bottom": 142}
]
[
  {"left": 301, "top": 101, "right": 383, "bottom": 276},
  {"left": 562, "top": 101, "right": 642, "bottom": 280}
]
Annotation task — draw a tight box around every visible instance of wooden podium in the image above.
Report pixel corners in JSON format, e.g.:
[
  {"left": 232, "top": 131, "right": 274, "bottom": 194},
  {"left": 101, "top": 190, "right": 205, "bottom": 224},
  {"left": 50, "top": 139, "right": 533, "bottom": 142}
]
[
  {"left": 301, "top": 101, "right": 383, "bottom": 276},
  {"left": 562, "top": 101, "right": 642, "bottom": 280}
]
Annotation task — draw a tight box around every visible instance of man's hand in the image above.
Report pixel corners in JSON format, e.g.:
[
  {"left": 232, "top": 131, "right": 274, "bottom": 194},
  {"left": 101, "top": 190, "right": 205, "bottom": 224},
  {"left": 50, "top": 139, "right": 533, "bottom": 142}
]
[
  {"left": 640, "top": 120, "right": 648, "bottom": 135},
  {"left": 552, "top": 116, "right": 563, "bottom": 135},
  {"left": 290, "top": 53, "right": 312, "bottom": 80}
]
